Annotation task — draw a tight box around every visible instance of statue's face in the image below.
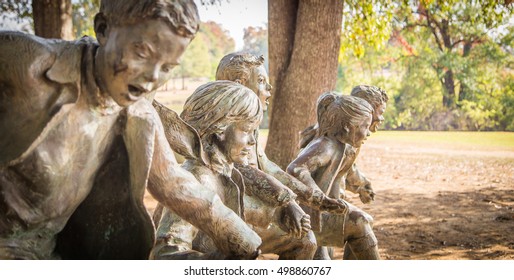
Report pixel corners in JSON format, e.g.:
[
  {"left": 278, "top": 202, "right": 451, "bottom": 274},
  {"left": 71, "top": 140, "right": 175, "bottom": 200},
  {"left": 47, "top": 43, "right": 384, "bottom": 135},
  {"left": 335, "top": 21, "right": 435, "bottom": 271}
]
[
  {"left": 346, "top": 116, "right": 372, "bottom": 148},
  {"left": 220, "top": 120, "right": 260, "bottom": 165},
  {"left": 247, "top": 65, "right": 272, "bottom": 111},
  {"left": 97, "top": 19, "right": 189, "bottom": 107},
  {"left": 370, "top": 102, "right": 386, "bottom": 132}
]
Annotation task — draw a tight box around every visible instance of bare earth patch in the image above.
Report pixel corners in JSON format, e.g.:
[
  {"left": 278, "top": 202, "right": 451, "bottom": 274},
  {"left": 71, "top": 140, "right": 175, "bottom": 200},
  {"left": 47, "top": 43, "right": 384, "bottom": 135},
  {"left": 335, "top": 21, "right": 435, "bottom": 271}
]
[{"left": 344, "top": 136, "right": 514, "bottom": 260}]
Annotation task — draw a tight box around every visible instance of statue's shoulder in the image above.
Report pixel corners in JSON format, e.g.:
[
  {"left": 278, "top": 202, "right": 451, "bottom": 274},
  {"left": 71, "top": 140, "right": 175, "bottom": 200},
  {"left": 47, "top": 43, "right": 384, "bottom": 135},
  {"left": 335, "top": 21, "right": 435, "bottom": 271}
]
[
  {"left": 0, "top": 32, "right": 94, "bottom": 166},
  {"left": 181, "top": 159, "right": 215, "bottom": 183},
  {"left": 305, "top": 136, "right": 336, "bottom": 152},
  {"left": 125, "top": 98, "right": 159, "bottom": 124},
  {"left": 344, "top": 143, "right": 357, "bottom": 157},
  {"left": 0, "top": 32, "right": 94, "bottom": 85},
  {"left": 0, "top": 31, "right": 47, "bottom": 47},
  {"left": 300, "top": 136, "right": 346, "bottom": 165}
]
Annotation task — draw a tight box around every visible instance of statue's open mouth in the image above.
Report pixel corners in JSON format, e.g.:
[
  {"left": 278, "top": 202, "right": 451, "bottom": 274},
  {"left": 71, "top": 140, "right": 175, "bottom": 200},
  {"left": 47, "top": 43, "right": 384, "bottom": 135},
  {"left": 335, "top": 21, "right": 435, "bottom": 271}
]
[{"left": 128, "top": 85, "right": 146, "bottom": 97}]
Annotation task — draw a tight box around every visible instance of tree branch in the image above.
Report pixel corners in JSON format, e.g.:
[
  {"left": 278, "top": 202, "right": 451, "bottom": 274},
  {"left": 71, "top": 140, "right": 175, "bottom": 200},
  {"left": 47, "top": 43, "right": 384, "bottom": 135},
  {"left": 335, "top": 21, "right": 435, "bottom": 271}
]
[{"left": 424, "top": 11, "right": 444, "bottom": 52}]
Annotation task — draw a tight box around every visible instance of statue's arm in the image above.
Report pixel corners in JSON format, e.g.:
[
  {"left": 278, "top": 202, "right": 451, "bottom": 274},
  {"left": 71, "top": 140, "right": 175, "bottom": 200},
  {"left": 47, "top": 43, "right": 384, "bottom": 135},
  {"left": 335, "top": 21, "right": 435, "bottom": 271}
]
[
  {"left": 235, "top": 164, "right": 311, "bottom": 239},
  {"left": 286, "top": 141, "right": 348, "bottom": 213},
  {"left": 345, "top": 163, "right": 375, "bottom": 204},
  {"left": 286, "top": 142, "right": 325, "bottom": 192},
  {"left": 259, "top": 153, "right": 324, "bottom": 210},
  {"left": 236, "top": 164, "right": 296, "bottom": 207}
]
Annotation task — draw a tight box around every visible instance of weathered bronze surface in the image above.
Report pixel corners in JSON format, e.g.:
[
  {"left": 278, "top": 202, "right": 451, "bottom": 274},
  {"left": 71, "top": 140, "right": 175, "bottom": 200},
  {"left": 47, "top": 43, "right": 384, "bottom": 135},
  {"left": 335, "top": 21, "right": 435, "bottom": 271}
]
[
  {"left": 219, "top": 52, "right": 349, "bottom": 220},
  {"left": 299, "top": 85, "right": 389, "bottom": 203},
  {"left": 0, "top": 0, "right": 261, "bottom": 259},
  {"left": 288, "top": 92, "right": 383, "bottom": 260},
  {"left": 152, "top": 81, "right": 318, "bottom": 260}
]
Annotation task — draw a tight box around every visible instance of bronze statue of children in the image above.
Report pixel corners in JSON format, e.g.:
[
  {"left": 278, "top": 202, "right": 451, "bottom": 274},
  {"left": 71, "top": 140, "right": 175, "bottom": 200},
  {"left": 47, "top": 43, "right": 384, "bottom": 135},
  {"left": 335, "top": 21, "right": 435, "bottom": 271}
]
[
  {"left": 215, "top": 52, "right": 349, "bottom": 230},
  {"left": 344, "top": 85, "right": 388, "bottom": 201},
  {"left": 0, "top": 0, "right": 260, "bottom": 259},
  {"left": 287, "top": 92, "right": 380, "bottom": 260},
  {"left": 298, "top": 85, "right": 388, "bottom": 260},
  {"left": 299, "top": 85, "right": 388, "bottom": 204},
  {"left": 152, "top": 81, "right": 318, "bottom": 260}
]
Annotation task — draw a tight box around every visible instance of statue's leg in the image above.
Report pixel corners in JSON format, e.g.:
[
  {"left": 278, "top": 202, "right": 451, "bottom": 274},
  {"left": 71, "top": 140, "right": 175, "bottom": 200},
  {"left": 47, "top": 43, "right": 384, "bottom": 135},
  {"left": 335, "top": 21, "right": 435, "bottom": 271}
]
[
  {"left": 344, "top": 233, "right": 379, "bottom": 260},
  {"left": 152, "top": 203, "right": 165, "bottom": 229},
  {"left": 150, "top": 207, "right": 202, "bottom": 259},
  {"left": 342, "top": 203, "right": 379, "bottom": 260},
  {"left": 313, "top": 246, "right": 331, "bottom": 260},
  {"left": 342, "top": 244, "right": 356, "bottom": 260},
  {"left": 318, "top": 202, "right": 379, "bottom": 260},
  {"left": 254, "top": 224, "right": 317, "bottom": 260}
]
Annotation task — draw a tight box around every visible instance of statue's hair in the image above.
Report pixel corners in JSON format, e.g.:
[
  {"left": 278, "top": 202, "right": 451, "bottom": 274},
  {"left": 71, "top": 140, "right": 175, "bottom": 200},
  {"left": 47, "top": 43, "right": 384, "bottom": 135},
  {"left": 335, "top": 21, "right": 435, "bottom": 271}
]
[
  {"left": 99, "top": 0, "right": 199, "bottom": 38},
  {"left": 215, "top": 52, "right": 265, "bottom": 84},
  {"left": 316, "top": 92, "right": 373, "bottom": 138},
  {"left": 181, "top": 80, "right": 263, "bottom": 140},
  {"left": 350, "top": 85, "right": 388, "bottom": 110},
  {"left": 181, "top": 81, "right": 262, "bottom": 173},
  {"left": 299, "top": 91, "right": 375, "bottom": 148}
]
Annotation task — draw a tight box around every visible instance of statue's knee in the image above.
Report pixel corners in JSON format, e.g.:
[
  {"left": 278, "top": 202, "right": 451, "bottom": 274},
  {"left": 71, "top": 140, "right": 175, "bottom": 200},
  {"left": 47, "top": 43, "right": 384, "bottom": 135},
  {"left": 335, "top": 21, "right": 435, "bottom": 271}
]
[
  {"left": 349, "top": 209, "right": 374, "bottom": 227},
  {"left": 304, "top": 231, "right": 317, "bottom": 252},
  {"left": 347, "top": 233, "right": 380, "bottom": 259}
]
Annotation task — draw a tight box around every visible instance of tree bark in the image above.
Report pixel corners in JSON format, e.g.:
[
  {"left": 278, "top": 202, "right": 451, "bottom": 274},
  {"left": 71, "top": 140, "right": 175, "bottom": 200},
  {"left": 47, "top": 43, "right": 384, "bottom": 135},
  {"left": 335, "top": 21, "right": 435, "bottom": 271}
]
[
  {"left": 32, "top": 0, "right": 73, "bottom": 40},
  {"left": 458, "top": 41, "right": 473, "bottom": 102},
  {"left": 266, "top": 0, "right": 343, "bottom": 169},
  {"left": 442, "top": 70, "right": 456, "bottom": 108},
  {"left": 268, "top": 0, "right": 298, "bottom": 111}
]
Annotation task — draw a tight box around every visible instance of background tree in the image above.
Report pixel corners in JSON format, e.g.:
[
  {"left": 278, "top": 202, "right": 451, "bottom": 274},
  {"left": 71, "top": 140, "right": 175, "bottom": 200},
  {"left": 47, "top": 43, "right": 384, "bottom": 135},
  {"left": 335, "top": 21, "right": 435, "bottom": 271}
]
[
  {"left": 266, "top": 0, "right": 395, "bottom": 168},
  {"left": 0, "top": 0, "right": 32, "bottom": 32},
  {"left": 0, "top": 0, "right": 95, "bottom": 39},
  {"left": 266, "top": 0, "right": 344, "bottom": 169},
  {"left": 397, "top": 0, "right": 511, "bottom": 109},
  {"left": 32, "top": 0, "right": 73, "bottom": 39},
  {"left": 388, "top": 0, "right": 514, "bottom": 130},
  {"left": 171, "top": 21, "right": 235, "bottom": 88},
  {"left": 72, "top": 0, "right": 99, "bottom": 38},
  {"left": 242, "top": 25, "right": 269, "bottom": 70},
  {"left": 200, "top": 21, "right": 236, "bottom": 77}
]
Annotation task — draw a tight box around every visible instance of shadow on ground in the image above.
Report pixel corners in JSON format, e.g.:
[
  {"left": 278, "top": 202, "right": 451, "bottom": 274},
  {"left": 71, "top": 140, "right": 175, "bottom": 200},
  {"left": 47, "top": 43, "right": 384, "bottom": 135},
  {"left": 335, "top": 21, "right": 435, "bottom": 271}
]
[{"left": 370, "top": 187, "right": 514, "bottom": 259}]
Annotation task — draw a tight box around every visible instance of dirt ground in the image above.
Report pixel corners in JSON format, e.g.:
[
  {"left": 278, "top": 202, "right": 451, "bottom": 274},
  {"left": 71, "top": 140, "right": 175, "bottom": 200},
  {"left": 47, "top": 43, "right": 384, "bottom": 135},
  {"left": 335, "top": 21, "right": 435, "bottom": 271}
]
[{"left": 341, "top": 136, "right": 514, "bottom": 260}]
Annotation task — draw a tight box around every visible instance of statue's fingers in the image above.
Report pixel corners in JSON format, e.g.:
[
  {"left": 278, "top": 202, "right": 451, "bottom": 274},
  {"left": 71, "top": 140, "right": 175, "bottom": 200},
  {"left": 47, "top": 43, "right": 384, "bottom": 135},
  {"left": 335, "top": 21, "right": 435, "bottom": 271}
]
[{"left": 290, "top": 222, "right": 300, "bottom": 238}]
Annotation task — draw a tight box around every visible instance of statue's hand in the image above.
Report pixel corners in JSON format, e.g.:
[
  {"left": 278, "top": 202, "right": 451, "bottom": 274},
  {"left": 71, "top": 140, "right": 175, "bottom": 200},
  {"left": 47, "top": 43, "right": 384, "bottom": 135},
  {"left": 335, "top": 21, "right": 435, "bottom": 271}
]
[
  {"left": 280, "top": 201, "right": 310, "bottom": 239},
  {"left": 358, "top": 183, "right": 375, "bottom": 204},
  {"left": 316, "top": 191, "right": 349, "bottom": 215}
]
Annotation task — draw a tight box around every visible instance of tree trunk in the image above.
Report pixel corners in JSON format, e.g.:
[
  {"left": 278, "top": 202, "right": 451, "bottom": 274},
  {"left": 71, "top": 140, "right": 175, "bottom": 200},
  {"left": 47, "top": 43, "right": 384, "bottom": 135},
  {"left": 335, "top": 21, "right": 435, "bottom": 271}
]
[
  {"left": 458, "top": 41, "right": 473, "bottom": 102},
  {"left": 32, "top": 0, "right": 73, "bottom": 40},
  {"left": 266, "top": 0, "right": 343, "bottom": 169},
  {"left": 442, "top": 70, "right": 456, "bottom": 108},
  {"left": 268, "top": 0, "right": 298, "bottom": 109}
]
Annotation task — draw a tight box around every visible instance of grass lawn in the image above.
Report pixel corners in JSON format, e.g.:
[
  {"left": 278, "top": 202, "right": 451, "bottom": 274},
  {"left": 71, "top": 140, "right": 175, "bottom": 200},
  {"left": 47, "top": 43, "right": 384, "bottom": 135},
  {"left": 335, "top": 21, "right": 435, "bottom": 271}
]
[
  {"left": 259, "top": 129, "right": 514, "bottom": 150},
  {"left": 370, "top": 130, "right": 514, "bottom": 149}
]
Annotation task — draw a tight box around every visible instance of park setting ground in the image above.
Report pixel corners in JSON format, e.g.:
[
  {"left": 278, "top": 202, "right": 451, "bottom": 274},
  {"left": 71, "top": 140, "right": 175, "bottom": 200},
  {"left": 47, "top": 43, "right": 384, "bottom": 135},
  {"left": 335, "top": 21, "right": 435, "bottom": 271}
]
[
  {"left": 149, "top": 85, "right": 514, "bottom": 260},
  {"left": 339, "top": 131, "right": 514, "bottom": 260}
]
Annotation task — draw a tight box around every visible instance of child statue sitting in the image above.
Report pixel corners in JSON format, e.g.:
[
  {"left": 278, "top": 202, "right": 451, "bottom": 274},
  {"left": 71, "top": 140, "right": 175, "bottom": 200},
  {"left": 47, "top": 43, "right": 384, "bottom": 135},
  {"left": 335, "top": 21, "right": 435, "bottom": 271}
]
[
  {"left": 151, "top": 81, "right": 317, "bottom": 259},
  {"left": 287, "top": 92, "right": 381, "bottom": 259},
  {"left": 299, "top": 85, "right": 388, "bottom": 204}
]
